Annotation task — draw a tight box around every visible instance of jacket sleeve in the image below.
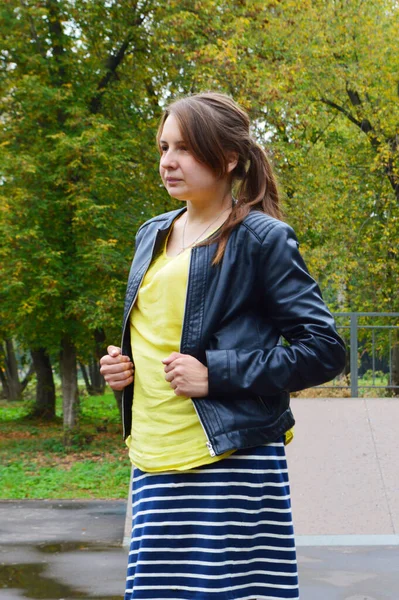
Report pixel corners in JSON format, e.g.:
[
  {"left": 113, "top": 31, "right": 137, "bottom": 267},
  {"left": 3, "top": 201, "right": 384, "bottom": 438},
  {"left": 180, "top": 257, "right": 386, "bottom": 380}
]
[{"left": 206, "top": 221, "right": 346, "bottom": 396}]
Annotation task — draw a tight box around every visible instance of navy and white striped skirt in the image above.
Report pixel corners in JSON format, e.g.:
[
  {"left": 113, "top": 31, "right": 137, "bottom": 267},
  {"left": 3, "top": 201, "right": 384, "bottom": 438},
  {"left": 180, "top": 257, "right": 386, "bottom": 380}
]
[{"left": 124, "top": 439, "right": 299, "bottom": 599}]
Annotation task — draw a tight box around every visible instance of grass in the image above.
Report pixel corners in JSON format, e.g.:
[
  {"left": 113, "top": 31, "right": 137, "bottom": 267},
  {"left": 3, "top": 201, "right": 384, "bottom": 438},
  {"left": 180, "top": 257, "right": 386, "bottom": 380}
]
[{"left": 0, "top": 390, "right": 131, "bottom": 500}]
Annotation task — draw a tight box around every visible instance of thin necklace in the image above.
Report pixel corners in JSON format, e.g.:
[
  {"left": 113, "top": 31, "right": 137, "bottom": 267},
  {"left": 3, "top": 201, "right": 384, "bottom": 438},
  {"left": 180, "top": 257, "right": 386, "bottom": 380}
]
[{"left": 181, "top": 206, "right": 231, "bottom": 253}]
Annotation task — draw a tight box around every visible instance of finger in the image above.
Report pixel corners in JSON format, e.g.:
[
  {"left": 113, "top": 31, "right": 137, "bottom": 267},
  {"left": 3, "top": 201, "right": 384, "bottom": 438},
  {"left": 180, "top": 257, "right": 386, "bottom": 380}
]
[
  {"left": 173, "top": 386, "right": 185, "bottom": 397},
  {"left": 100, "top": 362, "right": 134, "bottom": 376},
  {"left": 100, "top": 354, "right": 132, "bottom": 367},
  {"left": 105, "top": 367, "right": 134, "bottom": 382},
  {"left": 110, "top": 375, "right": 134, "bottom": 391},
  {"left": 105, "top": 361, "right": 133, "bottom": 372},
  {"left": 100, "top": 359, "right": 133, "bottom": 373},
  {"left": 104, "top": 366, "right": 134, "bottom": 382},
  {"left": 108, "top": 372, "right": 134, "bottom": 385},
  {"left": 164, "top": 371, "right": 174, "bottom": 383},
  {"left": 161, "top": 352, "right": 182, "bottom": 365},
  {"left": 107, "top": 345, "right": 122, "bottom": 357}
]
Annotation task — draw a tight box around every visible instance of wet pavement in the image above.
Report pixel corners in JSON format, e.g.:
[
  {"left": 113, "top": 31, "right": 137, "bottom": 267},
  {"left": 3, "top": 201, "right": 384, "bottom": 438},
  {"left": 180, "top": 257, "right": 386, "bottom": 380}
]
[
  {"left": 0, "top": 500, "right": 126, "bottom": 600},
  {"left": 1, "top": 500, "right": 399, "bottom": 599},
  {"left": 0, "top": 542, "right": 124, "bottom": 599}
]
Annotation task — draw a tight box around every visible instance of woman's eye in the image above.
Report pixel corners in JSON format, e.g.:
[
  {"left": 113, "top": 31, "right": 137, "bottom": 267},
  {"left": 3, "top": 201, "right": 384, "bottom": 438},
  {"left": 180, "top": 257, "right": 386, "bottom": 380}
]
[{"left": 160, "top": 144, "right": 188, "bottom": 153}]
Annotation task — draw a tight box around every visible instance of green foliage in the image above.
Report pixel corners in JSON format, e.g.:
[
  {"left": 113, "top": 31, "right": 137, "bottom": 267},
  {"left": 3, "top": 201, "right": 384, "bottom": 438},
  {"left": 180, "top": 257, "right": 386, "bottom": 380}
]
[
  {"left": 0, "top": 0, "right": 170, "bottom": 359},
  {"left": 360, "top": 370, "right": 388, "bottom": 387},
  {"left": 273, "top": 0, "right": 399, "bottom": 311}
]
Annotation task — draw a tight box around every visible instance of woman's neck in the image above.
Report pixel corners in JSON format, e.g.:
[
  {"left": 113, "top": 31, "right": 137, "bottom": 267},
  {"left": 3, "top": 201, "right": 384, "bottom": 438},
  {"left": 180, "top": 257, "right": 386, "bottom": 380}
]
[{"left": 185, "top": 191, "right": 233, "bottom": 225}]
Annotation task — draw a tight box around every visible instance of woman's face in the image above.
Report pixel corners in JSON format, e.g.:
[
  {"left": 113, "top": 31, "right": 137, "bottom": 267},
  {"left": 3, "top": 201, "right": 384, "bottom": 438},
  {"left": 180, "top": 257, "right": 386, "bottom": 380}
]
[{"left": 159, "top": 114, "right": 227, "bottom": 203}]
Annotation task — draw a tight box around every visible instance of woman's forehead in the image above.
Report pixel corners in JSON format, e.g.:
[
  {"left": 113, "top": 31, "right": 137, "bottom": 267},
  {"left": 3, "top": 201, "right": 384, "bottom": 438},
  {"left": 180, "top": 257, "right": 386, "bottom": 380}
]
[{"left": 160, "top": 114, "right": 184, "bottom": 143}]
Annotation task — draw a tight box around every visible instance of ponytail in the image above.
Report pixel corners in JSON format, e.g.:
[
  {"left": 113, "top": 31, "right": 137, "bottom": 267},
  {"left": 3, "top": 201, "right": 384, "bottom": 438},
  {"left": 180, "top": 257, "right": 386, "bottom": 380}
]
[{"left": 211, "top": 140, "right": 282, "bottom": 265}]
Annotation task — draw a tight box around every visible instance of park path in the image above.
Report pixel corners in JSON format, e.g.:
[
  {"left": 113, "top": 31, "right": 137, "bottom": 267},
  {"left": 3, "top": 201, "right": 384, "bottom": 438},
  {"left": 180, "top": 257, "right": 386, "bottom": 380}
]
[{"left": 288, "top": 397, "right": 399, "bottom": 542}]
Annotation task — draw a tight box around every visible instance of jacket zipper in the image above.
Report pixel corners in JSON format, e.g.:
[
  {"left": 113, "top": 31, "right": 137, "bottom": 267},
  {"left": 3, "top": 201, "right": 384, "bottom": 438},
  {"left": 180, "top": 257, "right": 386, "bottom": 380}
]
[
  {"left": 180, "top": 247, "right": 216, "bottom": 458},
  {"left": 192, "top": 401, "right": 216, "bottom": 457}
]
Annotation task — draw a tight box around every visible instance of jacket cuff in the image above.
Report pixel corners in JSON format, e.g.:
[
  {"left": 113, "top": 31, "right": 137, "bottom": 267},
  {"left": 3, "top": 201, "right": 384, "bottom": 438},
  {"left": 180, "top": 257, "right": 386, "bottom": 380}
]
[{"left": 206, "top": 349, "right": 237, "bottom": 396}]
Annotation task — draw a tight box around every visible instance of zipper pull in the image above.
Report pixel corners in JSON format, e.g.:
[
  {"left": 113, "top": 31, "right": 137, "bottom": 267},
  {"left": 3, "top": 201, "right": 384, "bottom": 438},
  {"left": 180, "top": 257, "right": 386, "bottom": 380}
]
[{"left": 206, "top": 441, "right": 216, "bottom": 457}]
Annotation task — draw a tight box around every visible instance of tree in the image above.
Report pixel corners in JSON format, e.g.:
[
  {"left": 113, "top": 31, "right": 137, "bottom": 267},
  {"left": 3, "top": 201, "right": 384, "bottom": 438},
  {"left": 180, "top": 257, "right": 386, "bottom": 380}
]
[{"left": 0, "top": 0, "right": 170, "bottom": 438}]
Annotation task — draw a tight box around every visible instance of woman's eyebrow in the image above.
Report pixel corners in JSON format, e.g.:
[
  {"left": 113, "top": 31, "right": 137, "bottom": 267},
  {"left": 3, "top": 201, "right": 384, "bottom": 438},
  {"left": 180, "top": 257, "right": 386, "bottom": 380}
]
[{"left": 159, "top": 139, "right": 185, "bottom": 144}]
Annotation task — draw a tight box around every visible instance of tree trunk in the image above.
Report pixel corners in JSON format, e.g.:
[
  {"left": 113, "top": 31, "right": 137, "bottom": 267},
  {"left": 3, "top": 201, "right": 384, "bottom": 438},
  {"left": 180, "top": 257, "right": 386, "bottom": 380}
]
[
  {"left": 79, "top": 361, "right": 93, "bottom": 395},
  {"left": 0, "top": 339, "right": 34, "bottom": 400},
  {"left": 59, "top": 336, "right": 79, "bottom": 443},
  {"left": 30, "top": 348, "right": 56, "bottom": 419},
  {"left": 88, "top": 357, "right": 105, "bottom": 395},
  {"left": 93, "top": 328, "right": 106, "bottom": 395},
  {"left": 5, "top": 338, "right": 23, "bottom": 400},
  {"left": 79, "top": 358, "right": 105, "bottom": 395}
]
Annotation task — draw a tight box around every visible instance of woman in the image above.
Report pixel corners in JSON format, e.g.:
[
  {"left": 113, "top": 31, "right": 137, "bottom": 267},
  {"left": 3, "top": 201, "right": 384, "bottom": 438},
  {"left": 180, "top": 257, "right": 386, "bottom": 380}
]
[{"left": 100, "top": 92, "right": 346, "bottom": 600}]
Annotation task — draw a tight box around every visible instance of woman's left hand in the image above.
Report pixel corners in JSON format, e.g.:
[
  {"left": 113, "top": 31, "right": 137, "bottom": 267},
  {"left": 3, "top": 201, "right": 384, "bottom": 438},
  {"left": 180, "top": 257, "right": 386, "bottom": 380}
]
[{"left": 162, "top": 352, "right": 209, "bottom": 397}]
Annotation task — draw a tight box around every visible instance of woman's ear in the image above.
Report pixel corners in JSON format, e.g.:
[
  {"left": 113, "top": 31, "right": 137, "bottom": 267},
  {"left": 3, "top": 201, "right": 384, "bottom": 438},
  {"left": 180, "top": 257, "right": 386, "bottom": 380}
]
[{"left": 227, "top": 152, "right": 239, "bottom": 174}]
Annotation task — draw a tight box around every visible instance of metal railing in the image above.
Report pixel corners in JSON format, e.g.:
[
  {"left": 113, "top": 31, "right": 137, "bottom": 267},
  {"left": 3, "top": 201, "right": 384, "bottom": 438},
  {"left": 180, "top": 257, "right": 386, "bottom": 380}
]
[{"left": 325, "top": 312, "right": 399, "bottom": 397}]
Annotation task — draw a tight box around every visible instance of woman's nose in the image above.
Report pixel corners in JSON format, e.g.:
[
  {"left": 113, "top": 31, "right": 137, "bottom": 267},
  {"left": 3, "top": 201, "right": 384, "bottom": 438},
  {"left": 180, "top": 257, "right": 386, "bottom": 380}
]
[{"left": 160, "top": 149, "right": 177, "bottom": 169}]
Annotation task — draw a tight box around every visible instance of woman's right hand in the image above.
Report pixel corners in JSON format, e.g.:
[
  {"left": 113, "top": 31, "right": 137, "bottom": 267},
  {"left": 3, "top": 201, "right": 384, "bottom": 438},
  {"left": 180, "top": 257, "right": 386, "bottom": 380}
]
[{"left": 99, "top": 345, "right": 134, "bottom": 391}]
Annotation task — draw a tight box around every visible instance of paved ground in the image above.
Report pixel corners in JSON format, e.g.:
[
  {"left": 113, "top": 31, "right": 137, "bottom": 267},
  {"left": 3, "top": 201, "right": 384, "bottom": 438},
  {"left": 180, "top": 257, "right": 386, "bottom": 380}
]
[
  {"left": 287, "top": 397, "right": 399, "bottom": 538},
  {"left": 1, "top": 500, "right": 399, "bottom": 599},
  {"left": 0, "top": 500, "right": 125, "bottom": 600},
  {"left": 1, "top": 397, "right": 399, "bottom": 599}
]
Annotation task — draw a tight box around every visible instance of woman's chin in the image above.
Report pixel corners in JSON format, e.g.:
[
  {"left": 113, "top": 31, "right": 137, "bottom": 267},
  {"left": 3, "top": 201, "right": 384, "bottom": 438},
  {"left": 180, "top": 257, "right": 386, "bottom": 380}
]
[{"left": 165, "top": 189, "right": 188, "bottom": 202}]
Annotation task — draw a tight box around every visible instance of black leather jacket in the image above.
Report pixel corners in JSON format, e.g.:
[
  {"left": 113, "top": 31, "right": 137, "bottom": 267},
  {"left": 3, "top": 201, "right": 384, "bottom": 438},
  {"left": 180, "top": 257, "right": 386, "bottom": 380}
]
[{"left": 121, "top": 207, "right": 346, "bottom": 456}]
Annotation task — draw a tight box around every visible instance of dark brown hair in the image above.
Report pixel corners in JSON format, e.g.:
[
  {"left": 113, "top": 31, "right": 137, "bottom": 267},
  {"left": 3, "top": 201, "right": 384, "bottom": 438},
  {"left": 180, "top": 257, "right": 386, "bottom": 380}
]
[{"left": 156, "top": 92, "right": 282, "bottom": 263}]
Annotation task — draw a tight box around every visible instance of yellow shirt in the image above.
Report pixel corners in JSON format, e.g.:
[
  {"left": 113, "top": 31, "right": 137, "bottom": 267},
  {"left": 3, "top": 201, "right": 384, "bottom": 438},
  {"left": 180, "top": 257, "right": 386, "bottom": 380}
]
[{"left": 125, "top": 241, "right": 233, "bottom": 472}]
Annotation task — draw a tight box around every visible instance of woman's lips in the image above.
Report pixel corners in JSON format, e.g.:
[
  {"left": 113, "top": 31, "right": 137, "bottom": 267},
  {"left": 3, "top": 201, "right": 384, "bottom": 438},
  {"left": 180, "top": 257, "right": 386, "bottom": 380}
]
[{"left": 166, "top": 178, "right": 182, "bottom": 185}]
